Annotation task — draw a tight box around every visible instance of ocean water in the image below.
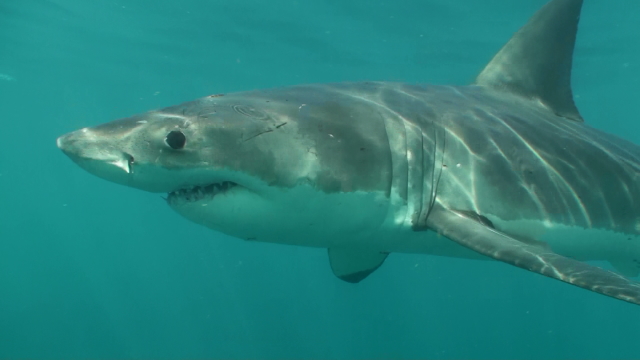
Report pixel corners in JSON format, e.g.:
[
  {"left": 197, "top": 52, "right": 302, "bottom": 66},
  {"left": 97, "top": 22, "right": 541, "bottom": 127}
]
[{"left": 1, "top": 0, "right": 640, "bottom": 358}]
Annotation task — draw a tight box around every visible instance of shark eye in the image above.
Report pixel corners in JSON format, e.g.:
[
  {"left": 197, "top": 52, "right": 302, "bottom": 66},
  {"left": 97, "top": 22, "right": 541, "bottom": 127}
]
[{"left": 165, "top": 130, "right": 186, "bottom": 150}]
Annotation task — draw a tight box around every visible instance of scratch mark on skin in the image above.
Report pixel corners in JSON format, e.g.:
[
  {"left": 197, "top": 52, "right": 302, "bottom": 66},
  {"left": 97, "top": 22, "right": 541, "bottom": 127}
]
[
  {"left": 244, "top": 129, "right": 274, "bottom": 141},
  {"left": 243, "top": 122, "right": 288, "bottom": 142}
]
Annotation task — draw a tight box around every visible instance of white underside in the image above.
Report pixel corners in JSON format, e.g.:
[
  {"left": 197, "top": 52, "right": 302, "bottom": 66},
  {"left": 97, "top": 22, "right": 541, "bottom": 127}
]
[
  {"left": 169, "top": 183, "right": 640, "bottom": 277},
  {"left": 170, "top": 183, "right": 483, "bottom": 259}
]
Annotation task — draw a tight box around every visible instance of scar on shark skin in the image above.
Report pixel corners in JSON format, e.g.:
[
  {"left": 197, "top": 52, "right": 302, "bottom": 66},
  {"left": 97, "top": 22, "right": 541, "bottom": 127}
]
[{"left": 242, "top": 122, "right": 288, "bottom": 142}]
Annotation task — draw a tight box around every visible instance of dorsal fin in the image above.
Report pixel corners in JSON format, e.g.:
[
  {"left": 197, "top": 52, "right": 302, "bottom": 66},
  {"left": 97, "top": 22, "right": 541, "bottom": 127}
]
[{"left": 475, "top": 0, "right": 584, "bottom": 122}]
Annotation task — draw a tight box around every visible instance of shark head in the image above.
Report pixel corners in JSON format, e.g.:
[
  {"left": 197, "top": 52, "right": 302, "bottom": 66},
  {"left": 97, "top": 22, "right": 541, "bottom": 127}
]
[{"left": 57, "top": 85, "right": 433, "bottom": 246}]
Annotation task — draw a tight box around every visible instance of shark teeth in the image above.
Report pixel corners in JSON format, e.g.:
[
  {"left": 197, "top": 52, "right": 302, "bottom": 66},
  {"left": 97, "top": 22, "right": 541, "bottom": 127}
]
[{"left": 167, "top": 181, "right": 237, "bottom": 204}]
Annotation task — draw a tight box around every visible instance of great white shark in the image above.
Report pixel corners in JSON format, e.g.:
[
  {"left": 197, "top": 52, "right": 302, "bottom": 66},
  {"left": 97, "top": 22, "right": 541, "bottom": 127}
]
[{"left": 57, "top": 0, "right": 640, "bottom": 306}]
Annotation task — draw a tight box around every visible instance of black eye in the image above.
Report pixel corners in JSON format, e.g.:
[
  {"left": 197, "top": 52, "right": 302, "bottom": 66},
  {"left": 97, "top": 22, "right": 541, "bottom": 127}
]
[{"left": 165, "top": 130, "right": 186, "bottom": 150}]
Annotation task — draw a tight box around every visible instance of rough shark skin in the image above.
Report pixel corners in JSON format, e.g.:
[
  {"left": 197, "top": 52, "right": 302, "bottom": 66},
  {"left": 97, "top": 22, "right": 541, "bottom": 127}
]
[{"left": 58, "top": 0, "right": 640, "bottom": 305}]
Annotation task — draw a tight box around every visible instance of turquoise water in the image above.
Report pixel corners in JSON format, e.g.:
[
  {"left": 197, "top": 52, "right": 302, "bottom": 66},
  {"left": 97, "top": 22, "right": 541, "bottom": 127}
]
[{"left": 2, "top": 0, "right": 640, "bottom": 358}]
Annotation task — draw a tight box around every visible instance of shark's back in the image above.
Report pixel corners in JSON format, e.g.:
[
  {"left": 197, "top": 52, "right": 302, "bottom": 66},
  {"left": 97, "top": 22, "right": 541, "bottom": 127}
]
[{"left": 418, "top": 84, "right": 640, "bottom": 235}]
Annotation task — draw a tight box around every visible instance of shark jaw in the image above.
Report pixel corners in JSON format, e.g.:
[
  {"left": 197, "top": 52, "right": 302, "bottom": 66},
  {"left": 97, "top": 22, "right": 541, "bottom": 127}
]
[{"left": 166, "top": 181, "right": 238, "bottom": 205}]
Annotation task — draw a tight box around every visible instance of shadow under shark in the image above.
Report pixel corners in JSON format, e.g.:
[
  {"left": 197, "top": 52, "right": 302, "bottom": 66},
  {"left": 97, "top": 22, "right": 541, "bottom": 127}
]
[{"left": 58, "top": 0, "right": 640, "bottom": 306}]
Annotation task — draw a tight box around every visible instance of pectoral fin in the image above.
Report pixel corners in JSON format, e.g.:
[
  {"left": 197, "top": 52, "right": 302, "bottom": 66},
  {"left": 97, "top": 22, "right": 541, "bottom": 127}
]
[
  {"left": 427, "top": 204, "right": 640, "bottom": 306},
  {"left": 328, "top": 248, "right": 388, "bottom": 283}
]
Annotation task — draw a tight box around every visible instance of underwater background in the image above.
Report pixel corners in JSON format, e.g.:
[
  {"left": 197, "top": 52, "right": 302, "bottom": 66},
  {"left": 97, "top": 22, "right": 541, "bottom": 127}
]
[{"left": 1, "top": 0, "right": 640, "bottom": 358}]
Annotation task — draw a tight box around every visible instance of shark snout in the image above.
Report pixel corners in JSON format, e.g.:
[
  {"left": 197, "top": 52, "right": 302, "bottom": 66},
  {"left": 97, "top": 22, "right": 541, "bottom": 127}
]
[
  {"left": 56, "top": 134, "right": 65, "bottom": 149},
  {"left": 56, "top": 128, "right": 91, "bottom": 154},
  {"left": 57, "top": 128, "right": 116, "bottom": 158},
  {"left": 57, "top": 128, "right": 134, "bottom": 177},
  {"left": 57, "top": 134, "right": 74, "bottom": 155}
]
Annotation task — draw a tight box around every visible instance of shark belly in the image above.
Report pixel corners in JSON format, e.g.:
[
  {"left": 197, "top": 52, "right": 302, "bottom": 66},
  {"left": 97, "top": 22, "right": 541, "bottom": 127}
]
[{"left": 169, "top": 180, "right": 485, "bottom": 259}]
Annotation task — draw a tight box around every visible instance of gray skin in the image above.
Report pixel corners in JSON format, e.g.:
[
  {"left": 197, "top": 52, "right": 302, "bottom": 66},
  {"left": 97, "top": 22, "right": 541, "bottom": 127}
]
[{"left": 58, "top": 0, "right": 640, "bottom": 305}]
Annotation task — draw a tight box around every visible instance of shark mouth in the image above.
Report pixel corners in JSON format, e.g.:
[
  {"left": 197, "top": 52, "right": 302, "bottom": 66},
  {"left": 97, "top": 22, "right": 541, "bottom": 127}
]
[{"left": 167, "top": 181, "right": 237, "bottom": 204}]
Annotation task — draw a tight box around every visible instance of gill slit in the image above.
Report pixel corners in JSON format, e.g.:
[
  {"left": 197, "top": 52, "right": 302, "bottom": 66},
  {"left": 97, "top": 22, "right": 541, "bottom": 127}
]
[{"left": 424, "top": 123, "right": 445, "bottom": 223}]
